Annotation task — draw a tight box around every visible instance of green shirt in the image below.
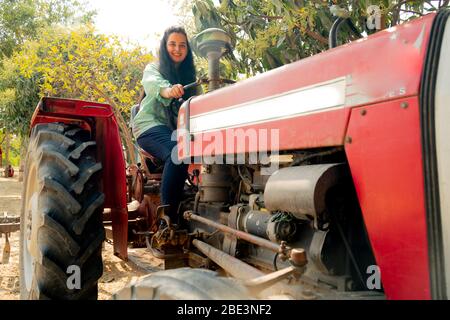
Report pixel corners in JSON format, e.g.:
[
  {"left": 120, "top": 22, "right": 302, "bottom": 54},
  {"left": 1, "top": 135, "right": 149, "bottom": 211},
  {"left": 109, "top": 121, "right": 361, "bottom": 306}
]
[{"left": 132, "top": 62, "right": 172, "bottom": 139}]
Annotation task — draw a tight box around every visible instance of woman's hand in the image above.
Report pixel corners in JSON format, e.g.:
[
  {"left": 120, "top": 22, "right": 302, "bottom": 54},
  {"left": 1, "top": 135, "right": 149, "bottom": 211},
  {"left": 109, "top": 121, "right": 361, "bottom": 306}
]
[{"left": 161, "top": 84, "right": 184, "bottom": 99}]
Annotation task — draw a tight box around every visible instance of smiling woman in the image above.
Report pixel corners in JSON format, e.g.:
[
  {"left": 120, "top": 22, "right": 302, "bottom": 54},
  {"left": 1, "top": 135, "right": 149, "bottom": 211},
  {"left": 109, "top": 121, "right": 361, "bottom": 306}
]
[
  {"left": 87, "top": 0, "right": 179, "bottom": 51},
  {"left": 132, "top": 26, "right": 199, "bottom": 222},
  {"left": 166, "top": 33, "right": 188, "bottom": 65}
]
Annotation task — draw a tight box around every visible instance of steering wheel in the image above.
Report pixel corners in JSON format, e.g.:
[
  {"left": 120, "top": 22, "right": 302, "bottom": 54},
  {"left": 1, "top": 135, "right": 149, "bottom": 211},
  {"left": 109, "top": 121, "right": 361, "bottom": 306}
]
[{"left": 165, "top": 81, "right": 201, "bottom": 130}]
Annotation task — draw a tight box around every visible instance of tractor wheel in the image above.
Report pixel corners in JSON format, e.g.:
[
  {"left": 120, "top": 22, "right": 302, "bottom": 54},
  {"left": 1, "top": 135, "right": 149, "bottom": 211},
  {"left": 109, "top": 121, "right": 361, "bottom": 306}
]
[
  {"left": 112, "top": 268, "right": 252, "bottom": 300},
  {"left": 20, "top": 123, "right": 105, "bottom": 300}
]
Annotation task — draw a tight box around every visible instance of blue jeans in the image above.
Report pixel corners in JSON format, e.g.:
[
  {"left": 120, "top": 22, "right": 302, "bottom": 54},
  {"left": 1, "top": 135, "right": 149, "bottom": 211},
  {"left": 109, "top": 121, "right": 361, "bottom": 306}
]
[{"left": 137, "top": 125, "right": 188, "bottom": 222}]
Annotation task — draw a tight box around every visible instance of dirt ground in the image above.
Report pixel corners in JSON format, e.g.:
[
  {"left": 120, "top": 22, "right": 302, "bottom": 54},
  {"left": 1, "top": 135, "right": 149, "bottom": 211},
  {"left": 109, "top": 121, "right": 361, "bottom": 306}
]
[{"left": 0, "top": 172, "right": 146, "bottom": 300}]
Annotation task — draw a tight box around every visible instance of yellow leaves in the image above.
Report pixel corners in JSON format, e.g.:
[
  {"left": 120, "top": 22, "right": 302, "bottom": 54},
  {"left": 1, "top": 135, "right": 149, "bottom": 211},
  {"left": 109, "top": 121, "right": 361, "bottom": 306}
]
[
  {"left": 5, "top": 24, "right": 155, "bottom": 116},
  {"left": 42, "top": 81, "right": 55, "bottom": 95},
  {"left": 0, "top": 88, "right": 16, "bottom": 106},
  {"left": 50, "top": 46, "right": 59, "bottom": 54}
]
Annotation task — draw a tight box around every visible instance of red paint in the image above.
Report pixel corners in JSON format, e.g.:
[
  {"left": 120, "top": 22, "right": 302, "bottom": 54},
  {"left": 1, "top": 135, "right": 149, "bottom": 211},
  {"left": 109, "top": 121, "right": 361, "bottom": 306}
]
[
  {"left": 177, "top": 13, "right": 438, "bottom": 299},
  {"left": 178, "top": 108, "right": 350, "bottom": 159},
  {"left": 30, "top": 97, "right": 128, "bottom": 259},
  {"left": 180, "top": 14, "right": 433, "bottom": 155},
  {"left": 345, "top": 97, "right": 430, "bottom": 299}
]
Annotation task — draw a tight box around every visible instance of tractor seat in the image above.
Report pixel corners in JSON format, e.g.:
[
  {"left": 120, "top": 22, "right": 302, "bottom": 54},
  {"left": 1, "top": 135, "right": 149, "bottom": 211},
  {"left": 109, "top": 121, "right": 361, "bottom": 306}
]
[{"left": 131, "top": 104, "right": 140, "bottom": 121}]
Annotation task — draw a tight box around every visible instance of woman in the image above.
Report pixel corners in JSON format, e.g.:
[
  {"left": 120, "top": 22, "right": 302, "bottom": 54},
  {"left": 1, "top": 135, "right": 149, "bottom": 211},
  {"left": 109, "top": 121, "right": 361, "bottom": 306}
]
[{"left": 132, "top": 26, "right": 198, "bottom": 223}]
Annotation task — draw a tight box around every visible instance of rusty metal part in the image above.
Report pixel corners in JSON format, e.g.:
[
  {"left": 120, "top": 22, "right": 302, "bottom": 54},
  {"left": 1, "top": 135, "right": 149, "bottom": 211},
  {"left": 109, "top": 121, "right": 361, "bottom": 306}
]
[
  {"left": 150, "top": 225, "right": 188, "bottom": 248},
  {"left": 0, "top": 222, "right": 20, "bottom": 234},
  {"left": 264, "top": 163, "right": 346, "bottom": 225},
  {"left": 124, "top": 194, "right": 160, "bottom": 247},
  {"left": 192, "top": 239, "right": 264, "bottom": 280},
  {"left": 0, "top": 214, "right": 20, "bottom": 234},
  {"left": 2, "top": 232, "right": 11, "bottom": 264},
  {"left": 130, "top": 164, "right": 144, "bottom": 202},
  {"left": 139, "top": 194, "right": 160, "bottom": 233},
  {"left": 185, "top": 211, "right": 285, "bottom": 254},
  {"left": 0, "top": 214, "right": 19, "bottom": 264},
  {"left": 289, "top": 249, "right": 307, "bottom": 267},
  {"left": 144, "top": 205, "right": 189, "bottom": 259}
]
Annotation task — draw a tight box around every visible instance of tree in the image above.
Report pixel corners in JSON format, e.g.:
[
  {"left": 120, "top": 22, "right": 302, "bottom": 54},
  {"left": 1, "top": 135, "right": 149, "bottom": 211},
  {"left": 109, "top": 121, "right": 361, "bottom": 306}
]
[
  {"left": 0, "top": 24, "right": 153, "bottom": 163},
  {"left": 0, "top": 0, "right": 95, "bottom": 166},
  {"left": 191, "top": 0, "right": 450, "bottom": 77},
  {"left": 0, "top": 0, "right": 95, "bottom": 59}
]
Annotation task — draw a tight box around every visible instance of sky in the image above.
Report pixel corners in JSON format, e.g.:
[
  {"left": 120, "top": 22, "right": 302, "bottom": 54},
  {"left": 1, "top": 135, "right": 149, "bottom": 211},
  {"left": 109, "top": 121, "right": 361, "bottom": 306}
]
[{"left": 86, "top": 0, "right": 181, "bottom": 53}]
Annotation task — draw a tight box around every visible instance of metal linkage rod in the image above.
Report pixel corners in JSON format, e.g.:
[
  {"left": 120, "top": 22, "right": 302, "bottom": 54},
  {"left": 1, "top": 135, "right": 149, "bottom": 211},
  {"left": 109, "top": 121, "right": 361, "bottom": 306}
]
[
  {"left": 192, "top": 239, "right": 264, "bottom": 280},
  {"left": 184, "top": 211, "right": 282, "bottom": 253}
]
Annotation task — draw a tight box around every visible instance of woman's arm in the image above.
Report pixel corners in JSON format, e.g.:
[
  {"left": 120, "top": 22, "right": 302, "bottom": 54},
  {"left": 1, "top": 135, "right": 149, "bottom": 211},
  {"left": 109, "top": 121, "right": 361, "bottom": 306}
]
[
  {"left": 160, "top": 84, "right": 184, "bottom": 99},
  {"left": 141, "top": 63, "right": 173, "bottom": 106}
]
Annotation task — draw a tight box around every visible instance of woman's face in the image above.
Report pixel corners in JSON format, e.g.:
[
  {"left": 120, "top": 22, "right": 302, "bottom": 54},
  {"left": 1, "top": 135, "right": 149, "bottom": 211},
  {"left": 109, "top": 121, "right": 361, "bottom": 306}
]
[{"left": 166, "top": 32, "right": 188, "bottom": 64}]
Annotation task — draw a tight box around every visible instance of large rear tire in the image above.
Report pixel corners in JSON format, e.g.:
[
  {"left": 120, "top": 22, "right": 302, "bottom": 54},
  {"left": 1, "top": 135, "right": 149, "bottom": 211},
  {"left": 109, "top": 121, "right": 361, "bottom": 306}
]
[
  {"left": 112, "top": 268, "right": 252, "bottom": 300},
  {"left": 20, "top": 123, "right": 105, "bottom": 300}
]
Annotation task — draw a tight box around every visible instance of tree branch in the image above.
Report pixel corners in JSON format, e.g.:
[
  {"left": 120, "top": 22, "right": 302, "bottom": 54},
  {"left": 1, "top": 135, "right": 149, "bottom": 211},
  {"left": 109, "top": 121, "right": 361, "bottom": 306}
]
[
  {"left": 220, "top": 13, "right": 284, "bottom": 26},
  {"left": 390, "top": 0, "right": 421, "bottom": 10},
  {"left": 303, "top": 28, "right": 329, "bottom": 45},
  {"left": 253, "top": 14, "right": 283, "bottom": 20},
  {"left": 220, "top": 12, "right": 328, "bottom": 46},
  {"left": 220, "top": 16, "right": 241, "bottom": 26}
]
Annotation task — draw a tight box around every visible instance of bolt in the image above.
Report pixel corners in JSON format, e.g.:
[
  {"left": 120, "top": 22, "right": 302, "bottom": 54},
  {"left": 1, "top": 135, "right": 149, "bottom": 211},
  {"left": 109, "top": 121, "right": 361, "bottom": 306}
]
[
  {"left": 345, "top": 136, "right": 352, "bottom": 144},
  {"left": 401, "top": 102, "right": 409, "bottom": 109},
  {"left": 360, "top": 109, "right": 367, "bottom": 116},
  {"left": 290, "top": 248, "right": 307, "bottom": 267},
  {"left": 183, "top": 211, "right": 192, "bottom": 220}
]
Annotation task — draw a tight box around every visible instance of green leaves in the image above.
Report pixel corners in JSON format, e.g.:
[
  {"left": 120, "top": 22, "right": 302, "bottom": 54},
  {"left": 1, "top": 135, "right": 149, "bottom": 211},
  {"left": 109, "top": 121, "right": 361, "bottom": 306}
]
[
  {"left": 0, "top": 0, "right": 97, "bottom": 137},
  {"left": 191, "top": 0, "right": 449, "bottom": 78},
  {"left": 0, "top": 0, "right": 94, "bottom": 59},
  {"left": 0, "top": 24, "right": 153, "bottom": 136}
]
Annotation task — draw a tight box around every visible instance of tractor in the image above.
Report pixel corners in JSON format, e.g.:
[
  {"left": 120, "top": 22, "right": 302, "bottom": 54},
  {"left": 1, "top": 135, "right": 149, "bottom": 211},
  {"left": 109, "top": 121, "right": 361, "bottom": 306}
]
[{"left": 20, "top": 9, "right": 450, "bottom": 300}]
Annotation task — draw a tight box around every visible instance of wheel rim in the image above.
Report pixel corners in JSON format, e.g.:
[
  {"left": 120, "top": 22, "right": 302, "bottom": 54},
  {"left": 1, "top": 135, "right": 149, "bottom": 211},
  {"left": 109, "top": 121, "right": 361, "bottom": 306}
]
[{"left": 23, "top": 164, "right": 39, "bottom": 292}]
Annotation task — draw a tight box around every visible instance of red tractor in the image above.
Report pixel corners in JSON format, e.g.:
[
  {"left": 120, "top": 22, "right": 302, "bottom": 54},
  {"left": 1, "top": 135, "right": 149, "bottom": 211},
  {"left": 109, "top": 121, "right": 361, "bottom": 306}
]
[{"left": 20, "top": 9, "right": 450, "bottom": 300}]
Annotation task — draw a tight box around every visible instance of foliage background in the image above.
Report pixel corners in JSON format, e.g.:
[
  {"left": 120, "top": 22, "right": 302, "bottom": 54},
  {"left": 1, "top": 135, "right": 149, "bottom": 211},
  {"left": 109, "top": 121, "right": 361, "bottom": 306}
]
[
  {"left": 0, "top": 0, "right": 153, "bottom": 166},
  {"left": 190, "top": 0, "right": 450, "bottom": 77}
]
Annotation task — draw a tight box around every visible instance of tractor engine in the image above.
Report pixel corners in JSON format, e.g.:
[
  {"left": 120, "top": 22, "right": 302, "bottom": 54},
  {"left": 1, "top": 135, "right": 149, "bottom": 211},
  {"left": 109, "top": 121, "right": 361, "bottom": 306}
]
[{"left": 176, "top": 157, "right": 377, "bottom": 297}]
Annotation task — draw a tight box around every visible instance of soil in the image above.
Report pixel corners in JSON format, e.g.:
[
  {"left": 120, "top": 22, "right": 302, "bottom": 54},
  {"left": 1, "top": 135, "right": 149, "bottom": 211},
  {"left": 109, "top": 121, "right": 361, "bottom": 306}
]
[{"left": 0, "top": 172, "right": 146, "bottom": 300}]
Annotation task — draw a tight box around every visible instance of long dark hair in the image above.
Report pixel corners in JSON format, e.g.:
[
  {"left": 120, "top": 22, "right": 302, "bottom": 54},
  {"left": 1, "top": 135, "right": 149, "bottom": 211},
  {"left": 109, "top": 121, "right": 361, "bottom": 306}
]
[{"left": 158, "top": 26, "right": 197, "bottom": 100}]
